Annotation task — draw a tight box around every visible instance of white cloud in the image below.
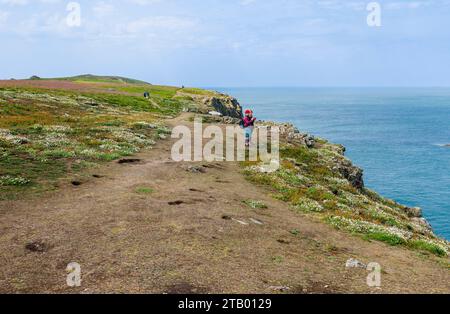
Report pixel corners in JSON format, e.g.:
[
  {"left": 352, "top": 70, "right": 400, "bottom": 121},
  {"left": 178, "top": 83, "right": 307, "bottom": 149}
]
[
  {"left": 386, "top": 1, "right": 432, "bottom": 10},
  {"left": 124, "top": 16, "right": 197, "bottom": 34},
  {"left": 240, "top": 0, "right": 257, "bottom": 5},
  {"left": 0, "top": 10, "right": 9, "bottom": 25},
  {"left": 0, "top": 0, "right": 28, "bottom": 5},
  {"left": 127, "top": 0, "right": 162, "bottom": 5},
  {"left": 93, "top": 1, "right": 115, "bottom": 17},
  {"left": 0, "top": 0, "right": 61, "bottom": 5}
]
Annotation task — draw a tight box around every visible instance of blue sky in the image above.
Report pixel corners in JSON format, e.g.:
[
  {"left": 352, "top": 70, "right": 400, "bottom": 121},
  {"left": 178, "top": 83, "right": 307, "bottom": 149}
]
[{"left": 1, "top": 0, "right": 450, "bottom": 87}]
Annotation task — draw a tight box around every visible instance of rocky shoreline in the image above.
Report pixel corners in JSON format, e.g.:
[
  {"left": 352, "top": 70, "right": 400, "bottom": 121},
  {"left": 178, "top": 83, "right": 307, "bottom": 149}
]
[{"left": 198, "top": 93, "right": 448, "bottom": 256}]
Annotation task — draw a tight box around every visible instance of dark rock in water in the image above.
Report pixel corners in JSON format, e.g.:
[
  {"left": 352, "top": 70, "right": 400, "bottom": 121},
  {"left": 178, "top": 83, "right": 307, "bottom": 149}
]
[{"left": 445, "top": 144, "right": 450, "bottom": 147}]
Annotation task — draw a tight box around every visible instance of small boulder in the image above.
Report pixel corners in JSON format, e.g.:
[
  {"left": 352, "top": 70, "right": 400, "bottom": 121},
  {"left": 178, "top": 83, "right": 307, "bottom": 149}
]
[
  {"left": 412, "top": 217, "right": 433, "bottom": 231},
  {"left": 186, "top": 165, "right": 206, "bottom": 173},
  {"left": 404, "top": 206, "right": 422, "bottom": 218},
  {"left": 25, "top": 241, "right": 49, "bottom": 253},
  {"left": 268, "top": 286, "right": 291, "bottom": 292},
  {"left": 345, "top": 258, "right": 366, "bottom": 269}
]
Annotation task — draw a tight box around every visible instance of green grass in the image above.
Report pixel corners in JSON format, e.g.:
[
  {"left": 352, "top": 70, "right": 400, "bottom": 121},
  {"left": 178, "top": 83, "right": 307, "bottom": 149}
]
[
  {"left": 0, "top": 85, "right": 180, "bottom": 200},
  {"left": 242, "top": 142, "right": 449, "bottom": 258},
  {"left": 116, "top": 85, "right": 180, "bottom": 98},
  {"left": 50, "top": 74, "right": 150, "bottom": 85},
  {"left": 135, "top": 187, "right": 154, "bottom": 194},
  {"left": 408, "top": 240, "right": 447, "bottom": 257},
  {"left": 306, "top": 187, "right": 335, "bottom": 202},
  {"left": 180, "top": 88, "right": 216, "bottom": 96},
  {"left": 243, "top": 199, "right": 268, "bottom": 209},
  {"left": 271, "top": 256, "right": 284, "bottom": 264},
  {"left": 364, "top": 231, "right": 406, "bottom": 246},
  {"left": 0, "top": 77, "right": 221, "bottom": 201},
  {"left": 290, "top": 229, "right": 300, "bottom": 236},
  {"left": 0, "top": 175, "right": 30, "bottom": 186},
  {"left": 0, "top": 78, "right": 227, "bottom": 201}
]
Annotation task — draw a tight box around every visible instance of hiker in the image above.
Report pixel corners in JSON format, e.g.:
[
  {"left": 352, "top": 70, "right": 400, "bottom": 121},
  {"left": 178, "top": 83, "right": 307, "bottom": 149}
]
[{"left": 241, "top": 109, "right": 256, "bottom": 146}]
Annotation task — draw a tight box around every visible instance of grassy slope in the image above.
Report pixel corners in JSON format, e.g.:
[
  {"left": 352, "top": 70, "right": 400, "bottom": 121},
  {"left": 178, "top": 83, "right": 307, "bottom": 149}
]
[
  {"left": 43, "top": 74, "right": 151, "bottom": 85},
  {"left": 241, "top": 140, "right": 449, "bottom": 258},
  {"left": 0, "top": 77, "right": 203, "bottom": 200}
]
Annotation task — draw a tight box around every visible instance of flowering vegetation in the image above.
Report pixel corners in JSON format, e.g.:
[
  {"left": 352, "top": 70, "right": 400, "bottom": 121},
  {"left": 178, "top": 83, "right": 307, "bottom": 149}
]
[
  {"left": 243, "top": 139, "right": 449, "bottom": 257},
  {"left": 0, "top": 81, "right": 199, "bottom": 200}
]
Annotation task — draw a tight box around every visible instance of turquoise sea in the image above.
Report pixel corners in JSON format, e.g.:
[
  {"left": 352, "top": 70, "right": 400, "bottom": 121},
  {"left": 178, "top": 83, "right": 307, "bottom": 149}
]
[{"left": 216, "top": 88, "right": 450, "bottom": 240}]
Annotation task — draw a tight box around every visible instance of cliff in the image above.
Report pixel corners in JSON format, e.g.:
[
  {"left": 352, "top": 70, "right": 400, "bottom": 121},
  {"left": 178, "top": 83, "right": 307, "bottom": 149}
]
[
  {"left": 241, "top": 121, "right": 448, "bottom": 257},
  {"left": 194, "top": 98, "right": 448, "bottom": 258}
]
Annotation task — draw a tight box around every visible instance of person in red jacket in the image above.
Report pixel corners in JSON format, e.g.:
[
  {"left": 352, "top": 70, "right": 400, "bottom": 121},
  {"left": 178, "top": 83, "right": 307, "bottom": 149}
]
[{"left": 242, "top": 109, "right": 256, "bottom": 146}]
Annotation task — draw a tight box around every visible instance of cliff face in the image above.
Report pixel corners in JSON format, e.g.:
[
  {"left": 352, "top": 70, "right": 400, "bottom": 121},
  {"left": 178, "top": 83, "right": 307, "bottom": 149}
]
[
  {"left": 203, "top": 95, "right": 243, "bottom": 119},
  {"left": 240, "top": 120, "right": 449, "bottom": 257},
  {"left": 179, "top": 90, "right": 243, "bottom": 119},
  {"left": 198, "top": 94, "right": 448, "bottom": 257}
]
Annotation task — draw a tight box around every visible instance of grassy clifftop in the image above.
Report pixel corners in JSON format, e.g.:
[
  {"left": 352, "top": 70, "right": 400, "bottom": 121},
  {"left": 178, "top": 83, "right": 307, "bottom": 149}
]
[
  {"left": 241, "top": 123, "right": 449, "bottom": 258},
  {"left": 32, "top": 74, "right": 151, "bottom": 85},
  {"left": 1, "top": 75, "right": 448, "bottom": 261},
  {"left": 0, "top": 76, "right": 227, "bottom": 200}
]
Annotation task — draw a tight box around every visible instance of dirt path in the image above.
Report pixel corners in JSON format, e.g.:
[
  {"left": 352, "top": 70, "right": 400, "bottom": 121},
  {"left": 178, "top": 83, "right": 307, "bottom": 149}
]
[{"left": 0, "top": 114, "right": 448, "bottom": 293}]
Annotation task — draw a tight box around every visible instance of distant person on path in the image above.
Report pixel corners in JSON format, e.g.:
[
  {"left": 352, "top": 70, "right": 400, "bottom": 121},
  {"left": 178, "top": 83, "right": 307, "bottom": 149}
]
[{"left": 241, "top": 109, "right": 256, "bottom": 147}]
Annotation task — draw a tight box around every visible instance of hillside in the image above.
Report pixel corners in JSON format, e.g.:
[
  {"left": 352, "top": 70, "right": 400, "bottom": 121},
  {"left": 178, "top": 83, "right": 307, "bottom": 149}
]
[
  {"left": 31, "top": 74, "right": 151, "bottom": 85},
  {"left": 0, "top": 77, "right": 240, "bottom": 200},
  {"left": 0, "top": 76, "right": 448, "bottom": 293}
]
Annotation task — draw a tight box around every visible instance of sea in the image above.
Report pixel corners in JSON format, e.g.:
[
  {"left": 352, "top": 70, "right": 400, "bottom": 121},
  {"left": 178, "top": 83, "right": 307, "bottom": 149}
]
[{"left": 214, "top": 87, "right": 450, "bottom": 240}]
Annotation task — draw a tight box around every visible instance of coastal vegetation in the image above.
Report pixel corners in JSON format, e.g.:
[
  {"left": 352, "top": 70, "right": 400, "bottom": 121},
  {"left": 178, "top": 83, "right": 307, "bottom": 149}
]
[
  {"left": 242, "top": 130, "right": 449, "bottom": 258},
  {"left": 0, "top": 77, "right": 197, "bottom": 200},
  {"left": 1, "top": 75, "right": 448, "bottom": 261}
]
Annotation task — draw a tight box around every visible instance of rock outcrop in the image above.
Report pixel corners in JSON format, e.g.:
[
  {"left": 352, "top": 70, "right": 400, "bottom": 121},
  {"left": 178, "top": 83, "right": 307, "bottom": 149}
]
[
  {"left": 403, "top": 206, "right": 423, "bottom": 218},
  {"left": 333, "top": 159, "right": 365, "bottom": 190},
  {"left": 239, "top": 114, "right": 448, "bottom": 257},
  {"left": 203, "top": 96, "right": 243, "bottom": 119},
  {"left": 260, "top": 122, "right": 317, "bottom": 148},
  {"left": 181, "top": 91, "right": 243, "bottom": 119}
]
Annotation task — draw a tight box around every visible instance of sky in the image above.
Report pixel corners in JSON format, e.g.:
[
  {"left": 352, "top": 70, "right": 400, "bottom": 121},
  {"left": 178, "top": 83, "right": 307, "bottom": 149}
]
[{"left": 0, "top": 0, "right": 450, "bottom": 87}]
